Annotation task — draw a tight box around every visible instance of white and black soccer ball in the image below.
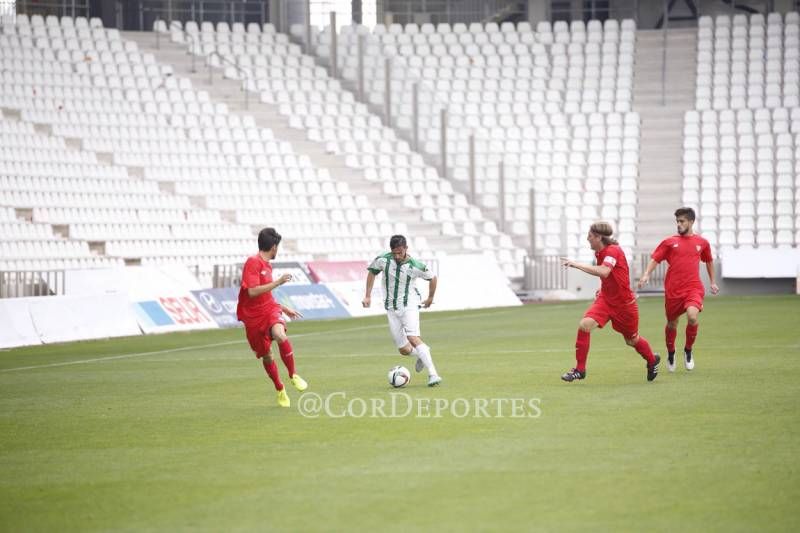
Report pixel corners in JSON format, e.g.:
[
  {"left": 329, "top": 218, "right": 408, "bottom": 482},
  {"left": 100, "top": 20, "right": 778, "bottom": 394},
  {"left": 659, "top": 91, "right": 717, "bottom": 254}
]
[{"left": 388, "top": 365, "right": 411, "bottom": 388}]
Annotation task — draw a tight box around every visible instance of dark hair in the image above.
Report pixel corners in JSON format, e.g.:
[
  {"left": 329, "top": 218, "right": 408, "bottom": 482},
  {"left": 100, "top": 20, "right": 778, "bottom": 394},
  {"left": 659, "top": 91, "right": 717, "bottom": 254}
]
[
  {"left": 258, "top": 227, "right": 282, "bottom": 251},
  {"left": 674, "top": 207, "right": 696, "bottom": 221},
  {"left": 389, "top": 235, "right": 407, "bottom": 249},
  {"left": 589, "top": 221, "right": 619, "bottom": 246}
]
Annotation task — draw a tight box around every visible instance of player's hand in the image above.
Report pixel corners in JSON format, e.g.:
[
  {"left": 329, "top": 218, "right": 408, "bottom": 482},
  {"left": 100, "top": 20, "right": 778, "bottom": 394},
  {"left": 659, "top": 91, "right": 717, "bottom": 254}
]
[
  {"left": 284, "top": 307, "right": 303, "bottom": 319},
  {"left": 278, "top": 273, "right": 292, "bottom": 285},
  {"left": 710, "top": 283, "right": 720, "bottom": 295},
  {"left": 560, "top": 257, "right": 572, "bottom": 268},
  {"left": 636, "top": 274, "right": 649, "bottom": 289},
  {"left": 421, "top": 297, "right": 433, "bottom": 308},
  {"left": 362, "top": 296, "right": 371, "bottom": 308}
]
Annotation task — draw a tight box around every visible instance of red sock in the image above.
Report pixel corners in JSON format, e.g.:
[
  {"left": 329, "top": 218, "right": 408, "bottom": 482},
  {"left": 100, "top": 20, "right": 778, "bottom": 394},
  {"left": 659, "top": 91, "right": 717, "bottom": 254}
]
[
  {"left": 575, "top": 329, "right": 590, "bottom": 372},
  {"left": 634, "top": 337, "right": 657, "bottom": 365},
  {"left": 665, "top": 326, "right": 677, "bottom": 353},
  {"left": 685, "top": 323, "right": 698, "bottom": 351},
  {"left": 278, "top": 339, "right": 296, "bottom": 377},
  {"left": 262, "top": 359, "right": 284, "bottom": 391}
]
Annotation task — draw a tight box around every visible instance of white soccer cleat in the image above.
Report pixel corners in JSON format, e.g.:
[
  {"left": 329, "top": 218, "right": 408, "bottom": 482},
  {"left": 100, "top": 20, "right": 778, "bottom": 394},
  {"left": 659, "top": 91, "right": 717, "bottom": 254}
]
[
  {"left": 427, "top": 375, "right": 442, "bottom": 387},
  {"left": 684, "top": 349, "right": 695, "bottom": 371},
  {"left": 667, "top": 352, "right": 676, "bottom": 372}
]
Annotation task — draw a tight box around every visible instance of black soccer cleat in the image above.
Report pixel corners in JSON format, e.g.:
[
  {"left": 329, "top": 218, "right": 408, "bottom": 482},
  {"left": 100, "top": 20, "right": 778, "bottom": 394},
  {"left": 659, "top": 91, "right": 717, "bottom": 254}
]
[
  {"left": 684, "top": 349, "right": 694, "bottom": 371},
  {"left": 667, "top": 351, "right": 676, "bottom": 372},
  {"left": 561, "top": 368, "right": 586, "bottom": 382},
  {"left": 647, "top": 354, "right": 661, "bottom": 382}
]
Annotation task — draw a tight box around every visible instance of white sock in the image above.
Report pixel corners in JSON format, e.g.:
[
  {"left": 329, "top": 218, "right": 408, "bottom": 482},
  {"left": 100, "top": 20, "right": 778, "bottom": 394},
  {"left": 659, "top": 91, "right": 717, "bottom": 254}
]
[{"left": 413, "top": 343, "right": 438, "bottom": 377}]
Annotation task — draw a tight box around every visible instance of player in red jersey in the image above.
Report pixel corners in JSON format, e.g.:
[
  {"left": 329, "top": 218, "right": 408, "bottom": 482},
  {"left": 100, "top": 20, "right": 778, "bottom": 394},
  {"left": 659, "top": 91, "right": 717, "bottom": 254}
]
[
  {"left": 237, "top": 227, "right": 308, "bottom": 407},
  {"left": 560, "top": 221, "right": 660, "bottom": 382},
  {"left": 637, "top": 207, "right": 719, "bottom": 372}
]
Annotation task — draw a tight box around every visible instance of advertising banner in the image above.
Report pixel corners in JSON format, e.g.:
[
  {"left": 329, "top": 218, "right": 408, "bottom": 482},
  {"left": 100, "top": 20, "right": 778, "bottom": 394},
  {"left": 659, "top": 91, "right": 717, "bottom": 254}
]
[
  {"left": 306, "top": 261, "right": 368, "bottom": 283},
  {"left": 271, "top": 284, "right": 350, "bottom": 320},
  {"left": 272, "top": 261, "right": 315, "bottom": 285},
  {"left": 133, "top": 295, "right": 217, "bottom": 334},
  {"left": 190, "top": 288, "right": 240, "bottom": 328}
]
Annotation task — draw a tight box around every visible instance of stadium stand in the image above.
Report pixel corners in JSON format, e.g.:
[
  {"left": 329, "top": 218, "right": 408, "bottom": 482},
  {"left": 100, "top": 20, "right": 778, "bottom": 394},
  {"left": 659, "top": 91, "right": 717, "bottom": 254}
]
[
  {"left": 310, "top": 19, "right": 640, "bottom": 263},
  {"left": 2, "top": 9, "right": 797, "bottom": 284},
  {"left": 164, "top": 18, "right": 527, "bottom": 276},
  {"left": 2, "top": 14, "right": 425, "bottom": 277},
  {"left": 685, "top": 12, "right": 800, "bottom": 249}
]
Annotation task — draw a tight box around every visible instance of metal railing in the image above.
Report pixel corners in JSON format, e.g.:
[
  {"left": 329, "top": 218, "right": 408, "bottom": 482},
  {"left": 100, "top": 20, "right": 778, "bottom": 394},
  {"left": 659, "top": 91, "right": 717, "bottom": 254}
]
[
  {"left": 135, "top": 0, "right": 272, "bottom": 32},
  {"left": 212, "top": 263, "right": 242, "bottom": 289},
  {"left": 524, "top": 255, "right": 568, "bottom": 291},
  {"left": 0, "top": 270, "right": 65, "bottom": 298},
  {"left": 14, "top": 0, "right": 90, "bottom": 18},
  {"left": 550, "top": 0, "right": 639, "bottom": 24},
  {"left": 381, "top": 0, "right": 525, "bottom": 25},
  {"left": 523, "top": 252, "right": 673, "bottom": 292}
]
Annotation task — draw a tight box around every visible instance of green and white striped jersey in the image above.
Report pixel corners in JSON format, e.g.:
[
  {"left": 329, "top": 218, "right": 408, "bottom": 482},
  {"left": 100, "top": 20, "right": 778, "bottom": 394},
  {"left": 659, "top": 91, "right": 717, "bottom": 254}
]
[{"left": 367, "top": 253, "right": 434, "bottom": 311}]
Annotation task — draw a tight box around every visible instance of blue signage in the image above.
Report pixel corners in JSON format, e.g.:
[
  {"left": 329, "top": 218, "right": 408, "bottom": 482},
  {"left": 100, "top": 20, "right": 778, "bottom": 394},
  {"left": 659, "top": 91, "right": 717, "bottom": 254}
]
[
  {"left": 272, "top": 284, "right": 350, "bottom": 320},
  {"left": 190, "top": 288, "right": 240, "bottom": 328}
]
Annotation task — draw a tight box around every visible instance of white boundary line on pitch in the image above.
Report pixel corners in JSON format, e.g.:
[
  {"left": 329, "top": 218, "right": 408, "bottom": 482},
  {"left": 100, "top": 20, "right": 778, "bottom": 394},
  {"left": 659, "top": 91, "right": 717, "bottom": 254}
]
[{"left": 0, "top": 308, "right": 521, "bottom": 373}]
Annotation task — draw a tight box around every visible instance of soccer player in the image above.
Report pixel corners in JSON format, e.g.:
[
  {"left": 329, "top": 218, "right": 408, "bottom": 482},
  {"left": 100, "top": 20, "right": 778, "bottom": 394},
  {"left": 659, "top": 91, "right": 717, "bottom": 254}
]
[
  {"left": 637, "top": 207, "right": 719, "bottom": 372},
  {"left": 237, "top": 227, "right": 308, "bottom": 408},
  {"left": 560, "top": 221, "right": 661, "bottom": 382},
  {"left": 362, "top": 235, "right": 442, "bottom": 386}
]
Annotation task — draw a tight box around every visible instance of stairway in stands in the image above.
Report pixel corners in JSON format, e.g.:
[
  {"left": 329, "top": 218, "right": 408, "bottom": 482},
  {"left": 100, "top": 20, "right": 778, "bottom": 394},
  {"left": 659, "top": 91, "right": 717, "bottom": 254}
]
[{"left": 633, "top": 28, "right": 697, "bottom": 250}]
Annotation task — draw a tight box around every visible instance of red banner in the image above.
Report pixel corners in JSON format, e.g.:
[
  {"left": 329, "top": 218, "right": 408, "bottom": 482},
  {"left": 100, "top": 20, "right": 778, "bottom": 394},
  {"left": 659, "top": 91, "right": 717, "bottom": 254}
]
[{"left": 306, "top": 261, "right": 369, "bottom": 283}]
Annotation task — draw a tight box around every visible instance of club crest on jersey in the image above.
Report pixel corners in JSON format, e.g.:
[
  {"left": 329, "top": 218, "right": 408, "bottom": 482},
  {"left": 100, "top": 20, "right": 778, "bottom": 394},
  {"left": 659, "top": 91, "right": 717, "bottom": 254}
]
[
  {"left": 672, "top": 243, "right": 679, "bottom": 247},
  {"left": 695, "top": 245, "right": 701, "bottom": 252}
]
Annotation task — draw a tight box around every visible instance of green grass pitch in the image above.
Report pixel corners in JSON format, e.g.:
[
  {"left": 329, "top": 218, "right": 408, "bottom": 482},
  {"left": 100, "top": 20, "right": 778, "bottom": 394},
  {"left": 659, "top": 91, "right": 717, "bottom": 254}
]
[{"left": 1, "top": 295, "right": 798, "bottom": 532}]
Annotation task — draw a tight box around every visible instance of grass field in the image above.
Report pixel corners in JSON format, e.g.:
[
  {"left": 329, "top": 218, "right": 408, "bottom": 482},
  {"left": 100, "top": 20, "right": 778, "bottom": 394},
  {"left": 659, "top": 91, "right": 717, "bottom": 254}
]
[{"left": 1, "top": 295, "right": 799, "bottom": 532}]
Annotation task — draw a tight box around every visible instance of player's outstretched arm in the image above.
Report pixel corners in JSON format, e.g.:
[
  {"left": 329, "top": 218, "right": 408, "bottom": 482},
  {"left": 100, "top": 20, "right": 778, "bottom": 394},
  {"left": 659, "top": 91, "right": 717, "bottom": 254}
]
[
  {"left": 561, "top": 257, "right": 611, "bottom": 279},
  {"left": 706, "top": 260, "right": 720, "bottom": 294},
  {"left": 421, "top": 276, "right": 438, "bottom": 308},
  {"left": 281, "top": 304, "right": 303, "bottom": 319},
  {"left": 637, "top": 259, "right": 659, "bottom": 289},
  {"left": 362, "top": 271, "right": 377, "bottom": 307},
  {"left": 247, "top": 273, "right": 292, "bottom": 298}
]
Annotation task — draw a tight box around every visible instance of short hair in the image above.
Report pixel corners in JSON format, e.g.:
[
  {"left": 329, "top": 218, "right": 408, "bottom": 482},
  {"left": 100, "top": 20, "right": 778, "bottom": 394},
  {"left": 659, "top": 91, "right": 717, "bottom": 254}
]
[
  {"left": 389, "top": 235, "right": 407, "bottom": 249},
  {"left": 589, "top": 221, "right": 619, "bottom": 246},
  {"left": 257, "top": 227, "right": 282, "bottom": 251},
  {"left": 674, "top": 207, "right": 696, "bottom": 221}
]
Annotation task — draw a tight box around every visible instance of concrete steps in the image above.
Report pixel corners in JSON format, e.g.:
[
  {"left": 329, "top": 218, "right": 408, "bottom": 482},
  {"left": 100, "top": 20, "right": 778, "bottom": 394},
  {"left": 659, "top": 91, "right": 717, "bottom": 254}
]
[
  {"left": 122, "top": 30, "right": 470, "bottom": 255},
  {"left": 633, "top": 28, "right": 696, "bottom": 250}
]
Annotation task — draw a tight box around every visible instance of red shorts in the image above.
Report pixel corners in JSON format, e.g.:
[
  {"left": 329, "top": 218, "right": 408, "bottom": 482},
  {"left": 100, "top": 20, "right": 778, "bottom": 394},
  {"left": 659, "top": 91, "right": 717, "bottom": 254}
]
[
  {"left": 584, "top": 297, "right": 639, "bottom": 340},
  {"left": 665, "top": 292, "right": 704, "bottom": 322},
  {"left": 243, "top": 309, "right": 286, "bottom": 358}
]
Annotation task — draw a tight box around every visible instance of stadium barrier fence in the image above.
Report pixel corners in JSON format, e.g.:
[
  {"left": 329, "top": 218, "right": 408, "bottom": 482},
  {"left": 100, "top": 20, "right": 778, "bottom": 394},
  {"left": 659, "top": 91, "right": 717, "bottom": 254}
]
[{"left": 0, "top": 270, "right": 65, "bottom": 298}]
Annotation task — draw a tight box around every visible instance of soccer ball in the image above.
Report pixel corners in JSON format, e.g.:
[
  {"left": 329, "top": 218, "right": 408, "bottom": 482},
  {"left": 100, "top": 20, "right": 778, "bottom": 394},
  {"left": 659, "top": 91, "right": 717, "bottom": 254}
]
[{"left": 388, "top": 365, "right": 411, "bottom": 388}]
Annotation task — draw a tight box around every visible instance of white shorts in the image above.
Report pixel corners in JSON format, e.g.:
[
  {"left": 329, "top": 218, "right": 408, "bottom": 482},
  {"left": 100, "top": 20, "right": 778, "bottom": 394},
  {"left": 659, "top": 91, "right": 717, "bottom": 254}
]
[{"left": 386, "top": 307, "right": 421, "bottom": 348}]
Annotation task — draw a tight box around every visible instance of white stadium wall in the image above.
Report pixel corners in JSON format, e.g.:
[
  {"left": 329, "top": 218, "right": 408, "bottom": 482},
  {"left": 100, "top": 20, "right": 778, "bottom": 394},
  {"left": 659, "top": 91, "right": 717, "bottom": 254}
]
[{"left": 0, "top": 257, "right": 521, "bottom": 349}]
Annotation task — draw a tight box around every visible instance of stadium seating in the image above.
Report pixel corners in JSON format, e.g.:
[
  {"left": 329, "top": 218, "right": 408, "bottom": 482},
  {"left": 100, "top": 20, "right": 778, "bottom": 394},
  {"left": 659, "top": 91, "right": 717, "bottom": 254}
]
[
  {"left": 311, "top": 19, "right": 640, "bottom": 262},
  {"left": 685, "top": 12, "right": 799, "bottom": 249},
  {"left": 171, "top": 19, "right": 527, "bottom": 276},
  {"left": 2, "top": 15, "right": 412, "bottom": 274}
]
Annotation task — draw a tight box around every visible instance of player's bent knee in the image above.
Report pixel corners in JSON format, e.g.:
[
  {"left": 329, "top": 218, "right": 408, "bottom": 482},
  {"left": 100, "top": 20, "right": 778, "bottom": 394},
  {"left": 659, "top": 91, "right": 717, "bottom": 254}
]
[
  {"left": 578, "top": 318, "right": 596, "bottom": 332},
  {"left": 407, "top": 336, "right": 422, "bottom": 347},
  {"left": 625, "top": 334, "right": 639, "bottom": 346},
  {"left": 398, "top": 345, "right": 413, "bottom": 355}
]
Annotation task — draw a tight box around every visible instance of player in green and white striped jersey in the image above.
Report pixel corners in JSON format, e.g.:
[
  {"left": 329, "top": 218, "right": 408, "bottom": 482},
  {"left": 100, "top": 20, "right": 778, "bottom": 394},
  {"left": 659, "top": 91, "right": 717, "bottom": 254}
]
[{"left": 362, "top": 235, "right": 442, "bottom": 386}]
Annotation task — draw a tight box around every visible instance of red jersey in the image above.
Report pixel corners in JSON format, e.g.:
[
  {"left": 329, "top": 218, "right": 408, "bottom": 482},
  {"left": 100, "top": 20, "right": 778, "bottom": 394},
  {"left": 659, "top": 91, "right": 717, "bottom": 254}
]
[
  {"left": 237, "top": 255, "right": 280, "bottom": 328},
  {"left": 595, "top": 244, "right": 634, "bottom": 307},
  {"left": 651, "top": 234, "right": 713, "bottom": 297}
]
